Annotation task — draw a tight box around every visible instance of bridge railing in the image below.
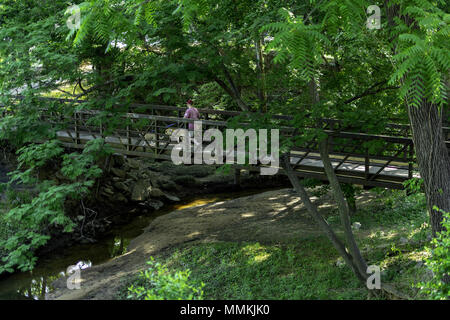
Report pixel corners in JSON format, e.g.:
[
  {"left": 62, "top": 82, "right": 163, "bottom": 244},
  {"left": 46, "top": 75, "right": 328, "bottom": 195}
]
[
  {"left": 38, "top": 104, "right": 416, "bottom": 187},
  {"left": 2, "top": 95, "right": 450, "bottom": 189},
  {"left": 5, "top": 95, "right": 450, "bottom": 138}
]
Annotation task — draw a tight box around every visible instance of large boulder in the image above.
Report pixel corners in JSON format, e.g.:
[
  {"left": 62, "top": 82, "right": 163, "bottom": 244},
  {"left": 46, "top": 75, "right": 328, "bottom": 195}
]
[
  {"left": 126, "top": 158, "right": 141, "bottom": 170},
  {"left": 163, "top": 193, "right": 180, "bottom": 202},
  {"left": 103, "top": 187, "right": 114, "bottom": 195},
  {"left": 139, "top": 199, "right": 164, "bottom": 211},
  {"left": 110, "top": 168, "right": 126, "bottom": 179},
  {"left": 126, "top": 170, "right": 139, "bottom": 181},
  {"left": 113, "top": 181, "right": 129, "bottom": 193},
  {"left": 173, "top": 175, "right": 197, "bottom": 187},
  {"left": 155, "top": 176, "right": 178, "bottom": 191},
  {"left": 115, "top": 193, "right": 128, "bottom": 203},
  {"left": 183, "top": 165, "right": 215, "bottom": 178},
  {"left": 149, "top": 187, "right": 165, "bottom": 198},
  {"left": 148, "top": 188, "right": 180, "bottom": 202},
  {"left": 131, "top": 180, "right": 152, "bottom": 202}
]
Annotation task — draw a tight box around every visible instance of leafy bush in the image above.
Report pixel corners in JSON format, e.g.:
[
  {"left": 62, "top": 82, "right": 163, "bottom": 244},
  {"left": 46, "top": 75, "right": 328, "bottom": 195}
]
[
  {"left": 0, "top": 183, "right": 78, "bottom": 273},
  {"left": 126, "top": 258, "right": 204, "bottom": 300},
  {"left": 420, "top": 207, "right": 450, "bottom": 300},
  {"left": 0, "top": 139, "right": 110, "bottom": 274},
  {"left": 403, "top": 177, "right": 424, "bottom": 195}
]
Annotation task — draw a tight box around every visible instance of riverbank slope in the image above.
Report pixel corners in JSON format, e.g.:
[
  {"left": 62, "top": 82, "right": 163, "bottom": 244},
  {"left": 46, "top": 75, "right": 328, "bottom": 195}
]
[{"left": 48, "top": 187, "right": 432, "bottom": 300}]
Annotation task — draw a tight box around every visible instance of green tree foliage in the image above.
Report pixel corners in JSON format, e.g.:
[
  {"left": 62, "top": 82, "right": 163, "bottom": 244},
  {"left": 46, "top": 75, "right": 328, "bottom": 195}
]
[
  {"left": 387, "top": 0, "right": 449, "bottom": 108},
  {"left": 0, "top": 138, "right": 108, "bottom": 273},
  {"left": 0, "top": 1, "right": 117, "bottom": 273},
  {"left": 262, "top": 8, "right": 331, "bottom": 82},
  {"left": 68, "top": 0, "right": 315, "bottom": 110}
]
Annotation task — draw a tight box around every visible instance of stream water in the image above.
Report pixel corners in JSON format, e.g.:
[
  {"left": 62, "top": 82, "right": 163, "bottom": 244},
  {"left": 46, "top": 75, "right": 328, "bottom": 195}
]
[{"left": 0, "top": 188, "right": 273, "bottom": 300}]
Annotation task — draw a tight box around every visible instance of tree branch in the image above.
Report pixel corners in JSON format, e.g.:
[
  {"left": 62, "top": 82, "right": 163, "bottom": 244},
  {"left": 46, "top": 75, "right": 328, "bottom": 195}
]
[{"left": 344, "top": 81, "right": 400, "bottom": 104}]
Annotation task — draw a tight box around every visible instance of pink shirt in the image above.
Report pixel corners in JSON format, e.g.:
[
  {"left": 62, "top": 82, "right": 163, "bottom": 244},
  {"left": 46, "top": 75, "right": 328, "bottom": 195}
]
[{"left": 184, "top": 107, "right": 200, "bottom": 130}]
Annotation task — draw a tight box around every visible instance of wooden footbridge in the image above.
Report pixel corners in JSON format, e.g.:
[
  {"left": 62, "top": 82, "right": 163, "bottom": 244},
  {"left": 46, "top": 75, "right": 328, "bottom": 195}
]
[{"left": 3, "top": 96, "right": 450, "bottom": 190}]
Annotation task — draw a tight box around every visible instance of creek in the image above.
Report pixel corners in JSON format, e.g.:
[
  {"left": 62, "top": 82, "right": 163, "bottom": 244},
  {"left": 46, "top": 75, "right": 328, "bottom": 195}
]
[{"left": 0, "top": 188, "right": 274, "bottom": 300}]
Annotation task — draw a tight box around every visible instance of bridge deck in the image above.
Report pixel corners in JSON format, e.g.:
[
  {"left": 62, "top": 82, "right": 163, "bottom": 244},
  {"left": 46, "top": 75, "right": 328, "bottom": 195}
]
[{"left": 56, "top": 128, "right": 418, "bottom": 190}]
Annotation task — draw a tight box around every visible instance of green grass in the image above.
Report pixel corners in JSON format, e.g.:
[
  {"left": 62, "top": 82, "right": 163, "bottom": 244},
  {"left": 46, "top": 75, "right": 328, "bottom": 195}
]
[
  {"left": 352, "top": 190, "right": 428, "bottom": 229},
  {"left": 118, "top": 190, "right": 437, "bottom": 300},
  {"left": 119, "top": 239, "right": 366, "bottom": 300},
  {"left": 347, "top": 190, "right": 432, "bottom": 298}
]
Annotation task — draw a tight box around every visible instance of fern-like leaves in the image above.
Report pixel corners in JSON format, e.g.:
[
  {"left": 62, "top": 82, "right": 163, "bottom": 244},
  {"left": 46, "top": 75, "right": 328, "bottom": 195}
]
[
  {"left": 261, "top": 8, "right": 330, "bottom": 82},
  {"left": 389, "top": 1, "right": 449, "bottom": 108}
]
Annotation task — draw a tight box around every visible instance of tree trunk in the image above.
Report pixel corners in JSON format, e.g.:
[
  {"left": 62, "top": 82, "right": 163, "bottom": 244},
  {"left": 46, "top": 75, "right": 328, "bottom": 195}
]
[
  {"left": 318, "top": 138, "right": 368, "bottom": 277},
  {"left": 408, "top": 101, "right": 450, "bottom": 236},
  {"left": 255, "top": 37, "right": 267, "bottom": 112},
  {"left": 384, "top": 0, "right": 450, "bottom": 236},
  {"left": 309, "top": 78, "right": 367, "bottom": 274},
  {"left": 280, "top": 78, "right": 370, "bottom": 284},
  {"left": 282, "top": 155, "right": 368, "bottom": 284}
]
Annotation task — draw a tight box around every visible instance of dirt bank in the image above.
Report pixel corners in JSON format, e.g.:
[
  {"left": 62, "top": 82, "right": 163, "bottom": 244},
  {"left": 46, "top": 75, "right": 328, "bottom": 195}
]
[{"left": 47, "top": 188, "right": 377, "bottom": 300}]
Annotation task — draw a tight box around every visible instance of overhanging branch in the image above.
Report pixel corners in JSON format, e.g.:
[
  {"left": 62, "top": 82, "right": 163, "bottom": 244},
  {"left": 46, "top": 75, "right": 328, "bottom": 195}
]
[{"left": 344, "top": 80, "right": 400, "bottom": 104}]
